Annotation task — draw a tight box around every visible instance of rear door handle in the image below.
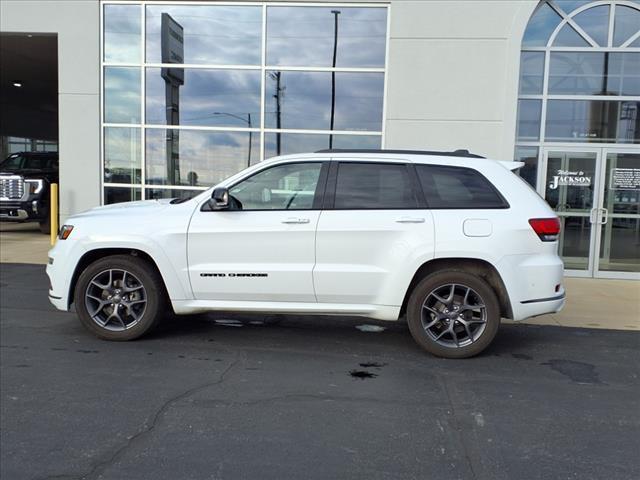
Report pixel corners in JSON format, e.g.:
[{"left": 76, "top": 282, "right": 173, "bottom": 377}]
[
  {"left": 281, "top": 217, "right": 310, "bottom": 224},
  {"left": 395, "top": 217, "right": 425, "bottom": 223}
]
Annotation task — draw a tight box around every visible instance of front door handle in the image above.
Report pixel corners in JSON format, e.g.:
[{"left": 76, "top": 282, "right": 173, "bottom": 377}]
[
  {"left": 395, "top": 217, "right": 425, "bottom": 223},
  {"left": 282, "top": 217, "right": 310, "bottom": 224}
]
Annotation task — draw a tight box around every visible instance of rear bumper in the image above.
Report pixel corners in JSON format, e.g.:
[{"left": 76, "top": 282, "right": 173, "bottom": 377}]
[
  {"left": 497, "top": 252, "right": 566, "bottom": 321},
  {"left": 515, "top": 293, "right": 566, "bottom": 320}
]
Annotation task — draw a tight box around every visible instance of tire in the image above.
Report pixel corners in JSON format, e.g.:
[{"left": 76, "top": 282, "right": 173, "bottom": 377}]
[
  {"left": 406, "top": 270, "right": 500, "bottom": 359},
  {"left": 74, "top": 254, "right": 166, "bottom": 341},
  {"left": 39, "top": 216, "right": 50, "bottom": 234}
]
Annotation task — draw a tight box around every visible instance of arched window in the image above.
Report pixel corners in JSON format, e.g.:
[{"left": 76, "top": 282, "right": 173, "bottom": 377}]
[{"left": 515, "top": 1, "right": 640, "bottom": 186}]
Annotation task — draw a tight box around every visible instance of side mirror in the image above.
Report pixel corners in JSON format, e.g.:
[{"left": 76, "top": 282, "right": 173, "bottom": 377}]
[{"left": 211, "top": 187, "right": 229, "bottom": 210}]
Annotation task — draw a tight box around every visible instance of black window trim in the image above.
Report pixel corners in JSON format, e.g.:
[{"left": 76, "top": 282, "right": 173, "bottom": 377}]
[
  {"left": 415, "top": 164, "right": 511, "bottom": 210},
  {"left": 323, "top": 160, "right": 422, "bottom": 211},
  {"left": 200, "top": 160, "right": 330, "bottom": 212}
]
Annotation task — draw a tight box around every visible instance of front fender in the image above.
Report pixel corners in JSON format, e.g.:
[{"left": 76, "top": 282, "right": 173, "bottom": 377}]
[{"left": 74, "top": 235, "right": 192, "bottom": 302}]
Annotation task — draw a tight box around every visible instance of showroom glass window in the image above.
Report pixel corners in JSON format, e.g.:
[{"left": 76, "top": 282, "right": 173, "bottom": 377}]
[
  {"left": 515, "top": 0, "right": 640, "bottom": 187},
  {"left": 101, "top": 2, "right": 388, "bottom": 203}
]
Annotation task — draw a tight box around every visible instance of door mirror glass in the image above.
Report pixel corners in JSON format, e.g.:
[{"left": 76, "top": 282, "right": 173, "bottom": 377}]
[{"left": 211, "top": 187, "right": 229, "bottom": 209}]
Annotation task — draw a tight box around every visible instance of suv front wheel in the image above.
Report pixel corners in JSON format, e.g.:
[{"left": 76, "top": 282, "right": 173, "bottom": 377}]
[
  {"left": 407, "top": 271, "right": 500, "bottom": 359},
  {"left": 74, "top": 255, "right": 166, "bottom": 340}
]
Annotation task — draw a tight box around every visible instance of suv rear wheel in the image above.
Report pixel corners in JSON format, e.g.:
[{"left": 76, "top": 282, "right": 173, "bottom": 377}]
[
  {"left": 74, "top": 255, "right": 166, "bottom": 341},
  {"left": 406, "top": 271, "right": 500, "bottom": 359}
]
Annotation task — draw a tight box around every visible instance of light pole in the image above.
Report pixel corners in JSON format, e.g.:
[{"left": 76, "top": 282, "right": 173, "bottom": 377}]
[
  {"left": 213, "top": 112, "right": 253, "bottom": 167},
  {"left": 329, "top": 10, "right": 341, "bottom": 150}
]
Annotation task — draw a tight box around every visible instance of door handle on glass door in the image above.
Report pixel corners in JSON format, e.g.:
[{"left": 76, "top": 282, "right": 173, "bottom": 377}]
[
  {"left": 281, "top": 217, "right": 310, "bottom": 224},
  {"left": 589, "top": 208, "right": 598, "bottom": 224},
  {"left": 600, "top": 208, "right": 608, "bottom": 225},
  {"left": 395, "top": 217, "right": 425, "bottom": 223}
]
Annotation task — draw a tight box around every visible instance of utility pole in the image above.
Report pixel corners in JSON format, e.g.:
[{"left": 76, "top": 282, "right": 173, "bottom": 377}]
[
  {"left": 271, "top": 71, "right": 283, "bottom": 155},
  {"left": 329, "top": 10, "right": 340, "bottom": 150},
  {"left": 247, "top": 113, "right": 252, "bottom": 167}
]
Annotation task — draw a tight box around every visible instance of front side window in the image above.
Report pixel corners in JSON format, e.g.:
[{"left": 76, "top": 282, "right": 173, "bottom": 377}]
[
  {"left": 416, "top": 165, "right": 508, "bottom": 209},
  {"left": 333, "top": 163, "right": 416, "bottom": 209},
  {"left": 229, "top": 162, "right": 323, "bottom": 210}
]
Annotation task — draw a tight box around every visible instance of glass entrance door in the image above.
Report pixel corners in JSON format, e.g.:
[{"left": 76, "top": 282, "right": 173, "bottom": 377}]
[
  {"left": 541, "top": 149, "right": 601, "bottom": 276},
  {"left": 595, "top": 150, "right": 640, "bottom": 278},
  {"left": 540, "top": 148, "right": 640, "bottom": 279}
]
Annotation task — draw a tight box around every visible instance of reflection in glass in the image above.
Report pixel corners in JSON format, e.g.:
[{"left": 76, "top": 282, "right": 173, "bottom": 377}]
[
  {"left": 264, "top": 133, "right": 381, "bottom": 159},
  {"left": 558, "top": 216, "right": 592, "bottom": 270},
  {"left": 516, "top": 99, "right": 542, "bottom": 141},
  {"left": 572, "top": 5, "right": 610, "bottom": 46},
  {"left": 599, "top": 218, "right": 640, "bottom": 272},
  {"left": 230, "top": 163, "right": 323, "bottom": 210},
  {"left": 555, "top": 1, "right": 591, "bottom": 14},
  {"left": 519, "top": 51, "right": 545, "bottom": 95},
  {"left": 523, "top": 3, "right": 563, "bottom": 46},
  {"left": 614, "top": 6, "right": 640, "bottom": 46},
  {"left": 145, "top": 68, "right": 261, "bottom": 127},
  {"left": 265, "top": 71, "right": 384, "bottom": 131},
  {"left": 146, "top": 5, "right": 261, "bottom": 65},
  {"left": 549, "top": 53, "right": 640, "bottom": 96},
  {"left": 104, "top": 4, "right": 141, "bottom": 63},
  {"left": 545, "top": 100, "right": 640, "bottom": 143},
  {"left": 544, "top": 151, "right": 597, "bottom": 211},
  {"left": 603, "top": 153, "right": 640, "bottom": 215},
  {"left": 266, "top": 7, "right": 387, "bottom": 68},
  {"left": 514, "top": 146, "right": 539, "bottom": 188},
  {"left": 554, "top": 23, "right": 590, "bottom": 47},
  {"left": 104, "top": 186, "right": 141, "bottom": 205},
  {"left": 145, "top": 129, "right": 260, "bottom": 187},
  {"left": 104, "top": 127, "right": 141, "bottom": 184},
  {"left": 145, "top": 188, "right": 203, "bottom": 201},
  {"left": 104, "top": 67, "right": 141, "bottom": 124}
]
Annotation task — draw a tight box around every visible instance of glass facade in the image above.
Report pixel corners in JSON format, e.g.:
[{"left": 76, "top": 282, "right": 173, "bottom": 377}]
[
  {"left": 102, "top": 2, "right": 388, "bottom": 203},
  {"left": 516, "top": 1, "right": 640, "bottom": 188},
  {"left": 517, "top": 1, "right": 640, "bottom": 278}
]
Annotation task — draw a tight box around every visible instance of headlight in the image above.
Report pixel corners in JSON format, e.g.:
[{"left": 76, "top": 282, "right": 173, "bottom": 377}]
[
  {"left": 25, "top": 179, "right": 44, "bottom": 194},
  {"left": 58, "top": 225, "right": 74, "bottom": 240}
]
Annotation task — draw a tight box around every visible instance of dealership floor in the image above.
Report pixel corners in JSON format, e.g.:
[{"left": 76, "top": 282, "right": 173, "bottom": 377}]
[
  {"left": 1, "top": 224, "right": 637, "bottom": 331},
  {"left": 0, "top": 222, "right": 50, "bottom": 264},
  {"left": 1, "top": 263, "right": 639, "bottom": 480}
]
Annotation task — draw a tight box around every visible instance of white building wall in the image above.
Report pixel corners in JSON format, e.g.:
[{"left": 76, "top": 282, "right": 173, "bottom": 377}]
[
  {"left": 385, "top": 0, "right": 537, "bottom": 159},
  {"left": 0, "top": 0, "right": 101, "bottom": 220}
]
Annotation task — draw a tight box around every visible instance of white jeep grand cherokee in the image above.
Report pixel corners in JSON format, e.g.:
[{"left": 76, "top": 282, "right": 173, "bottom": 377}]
[{"left": 47, "top": 149, "right": 565, "bottom": 358}]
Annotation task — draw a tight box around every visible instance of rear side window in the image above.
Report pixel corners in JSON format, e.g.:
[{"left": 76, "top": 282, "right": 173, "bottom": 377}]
[
  {"left": 334, "top": 163, "right": 417, "bottom": 209},
  {"left": 416, "top": 165, "right": 508, "bottom": 209}
]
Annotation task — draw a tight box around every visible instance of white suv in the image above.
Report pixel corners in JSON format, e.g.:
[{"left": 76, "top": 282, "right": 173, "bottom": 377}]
[{"left": 47, "top": 149, "right": 565, "bottom": 358}]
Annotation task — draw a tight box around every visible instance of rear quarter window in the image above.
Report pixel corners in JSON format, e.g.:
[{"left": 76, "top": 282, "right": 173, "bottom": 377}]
[{"left": 416, "top": 165, "right": 509, "bottom": 209}]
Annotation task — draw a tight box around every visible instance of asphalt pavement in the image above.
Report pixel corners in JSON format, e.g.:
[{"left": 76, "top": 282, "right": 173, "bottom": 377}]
[{"left": 1, "top": 263, "right": 639, "bottom": 480}]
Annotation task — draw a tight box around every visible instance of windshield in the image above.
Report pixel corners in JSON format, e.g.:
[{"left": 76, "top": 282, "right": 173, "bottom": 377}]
[
  {"left": 0, "top": 154, "right": 56, "bottom": 170},
  {"left": 1, "top": 154, "right": 23, "bottom": 170}
]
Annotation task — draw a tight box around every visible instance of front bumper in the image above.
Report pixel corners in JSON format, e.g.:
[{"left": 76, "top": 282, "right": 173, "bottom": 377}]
[
  {"left": 46, "top": 239, "right": 80, "bottom": 312},
  {"left": 0, "top": 199, "right": 45, "bottom": 222}
]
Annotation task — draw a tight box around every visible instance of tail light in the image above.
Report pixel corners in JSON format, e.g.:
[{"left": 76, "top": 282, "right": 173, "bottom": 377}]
[{"left": 529, "top": 218, "right": 561, "bottom": 242}]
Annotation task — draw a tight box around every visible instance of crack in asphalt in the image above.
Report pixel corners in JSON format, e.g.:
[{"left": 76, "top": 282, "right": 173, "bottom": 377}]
[
  {"left": 438, "top": 375, "right": 478, "bottom": 480},
  {"left": 36, "top": 354, "right": 241, "bottom": 480}
]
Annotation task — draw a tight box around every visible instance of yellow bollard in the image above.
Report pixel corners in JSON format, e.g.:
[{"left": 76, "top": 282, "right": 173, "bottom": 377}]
[{"left": 50, "top": 183, "right": 58, "bottom": 246}]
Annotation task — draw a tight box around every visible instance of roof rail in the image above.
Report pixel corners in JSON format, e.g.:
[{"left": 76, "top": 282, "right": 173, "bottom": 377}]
[{"left": 314, "top": 148, "right": 485, "bottom": 159}]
